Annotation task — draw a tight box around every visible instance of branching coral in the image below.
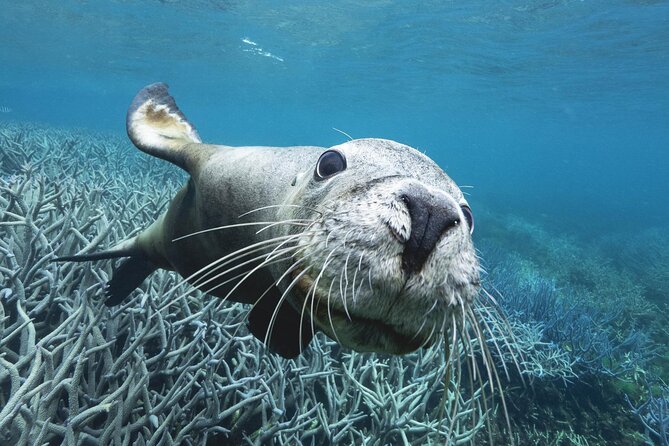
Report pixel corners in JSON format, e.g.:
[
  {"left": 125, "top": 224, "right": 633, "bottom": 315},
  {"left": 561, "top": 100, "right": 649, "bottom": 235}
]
[
  {"left": 480, "top": 245, "right": 656, "bottom": 381},
  {"left": 627, "top": 384, "right": 669, "bottom": 446},
  {"left": 4, "top": 122, "right": 655, "bottom": 444},
  {"left": 0, "top": 123, "right": 495, "bottom": 445}
]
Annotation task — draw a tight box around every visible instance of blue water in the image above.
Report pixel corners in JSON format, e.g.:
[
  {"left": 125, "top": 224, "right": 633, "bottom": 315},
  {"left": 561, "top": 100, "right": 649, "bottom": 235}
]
[{"left": 2, "top": 0, "right": 668, "bottom": 237}]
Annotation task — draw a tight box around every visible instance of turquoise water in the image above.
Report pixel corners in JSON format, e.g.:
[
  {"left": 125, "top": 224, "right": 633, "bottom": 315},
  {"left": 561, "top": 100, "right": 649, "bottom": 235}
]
[
  {"left": 2, "top": 1, "right": 668, "bottom": 232},
  {"left": 1, "top": 1, "right": 669, "bottom": 444}
]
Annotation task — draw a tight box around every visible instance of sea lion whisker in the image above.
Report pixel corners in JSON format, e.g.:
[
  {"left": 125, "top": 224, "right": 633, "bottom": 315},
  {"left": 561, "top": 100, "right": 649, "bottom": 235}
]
[
  {"left": 168, "top": 245, "right": 303, "bottom": 305},
  {"left": 418, "top": 319, "right": 438, "bottom": 350},
  {"left": 465, "top": 312, "right": 506, "bottom": 446},
  {"left": 205, "top": 244, "right": 311, "bottom": 317},
  {"left": 299, "top": 282, "right": 319, "bottom": 355},
  {"left": 341, "top": 228, "right": 356, "bottom": 247},
  {"left": 188, "top": 241, "right": 298, "bottom": 287},
  {"left": 446, "top": 314, "right": 465, "bottom": 439},
  {"left": 339, "top": 252, "right": 354, "bottom": 322},
  {"left": 263, "top": 264, "right": 314, "bottom": 349},
  {"left": 457, "top": 314, "right": 491, "bottom": 443},
  {"left": 206, "top": 254, "right": 299, "bottom": 293},
  {"left": 353, "top": 268, "right": 367, "bottom": 307},
  {"left": 159, "top": 233, "right": 312, "bottom": 300},
  {"left": 249, "top": 258, "right": 307, "bottom": 318},
  {"left": 460, "top": 313, "right": 494, "bottom": 444},
  {"left": 298, "top": 265, "right": 321, "bottom": 353},
  {"left": 464, "top": 307, "right": 495, "bottom": 389},
  {"left": 458, "top": 313, "right": 479, "bottom": 384},
  {"left": 172, "top": 219, "right": 315, "bottom": 242},
  {"left": 200, "top": 243, "right": 318, "bottom": 304},
  {"left": 342, "top": 251, "right": 352, "bottom": 294},
  {"left": 332, "top": 126, "right": 354, "bottom": 141},
  {"left": 176, "top": 229, "right": 320, "bottom": 294},
  {"left": 338, "top": 267, "right": 346, "bottom": 315},
  {"left": 466, "top": 306, "right": 514, "bottom": 444},
  {"left": 309, "top": 247, "right": 339, "bottom": 342},
  {"left": 480, "top": 285, "right": 518, "bottom": 331},
  {"left": 479, "top": 283, "right": 505, "bottom": 311},
  {"left": 409, "top": 299, "right": 437, "bottom": 342},
  {"left": 224, "top": 255, "right": 305, "bottom": 343},
  {"left": 478, "top": 287, "right": 526, "bottom": 380},
  {"left": 350, "top": 250, "right": 368, "bottom": 304},
  {"left": 350, "top": 251, "right": 364, "bottom": 304},
  {"left": 437, "top": 322, "right": 453, "bottom": 426},
  {"left": 299, "top": 247, "right": 338, "bottom": 352},
  {"left": 237, "top": 204, "right": 324, "bottom": 218},
  {"left": 356, "top": 250, "right": 365, "bottom": 272},
  {"left": 471, "top": 301, "right": 515, "bottom": 381},
  {"left": 158, "top": 241, "right": 312, "bottom": 316},
  {"left": 254, "top": 220, "right": 314, "bottom": 235},
  {"left": 324, "top": 230, "right": 335, "bottom": 249},
  {"left": 326, "top": 274, "right": 343, "bottom": 346}
]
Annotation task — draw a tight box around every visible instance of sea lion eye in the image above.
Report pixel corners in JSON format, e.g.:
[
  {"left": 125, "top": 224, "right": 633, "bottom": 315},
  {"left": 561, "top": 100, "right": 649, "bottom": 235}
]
[
  {"left": 461, "top": 205, "right": 474, "bottom": 234},
  {"left": 315, "top": 150, "right": 347, "bottom": 180}
]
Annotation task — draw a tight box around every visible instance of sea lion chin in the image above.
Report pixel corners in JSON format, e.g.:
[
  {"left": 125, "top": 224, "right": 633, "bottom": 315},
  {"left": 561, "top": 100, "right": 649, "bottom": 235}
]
[{"left": 55, "top": 82, "right": 480, "bottom": 358}]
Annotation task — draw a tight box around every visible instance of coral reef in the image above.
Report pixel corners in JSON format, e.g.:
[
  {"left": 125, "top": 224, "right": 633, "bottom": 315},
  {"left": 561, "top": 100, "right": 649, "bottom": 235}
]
[
  {"left": 482, "top": 247, "right": 656, "bottom": 380},
  {"left": 476, "top": 215, "right": 666, "bottom": 444},
  {"left": 0, "top": 123, "right": 499, "bottom": 445},
  {"left": 1, "top": 122, "right": 663, "bottom": 445},
  {"left": 628, "top": 384, "right": 669, "bottom": 446}
]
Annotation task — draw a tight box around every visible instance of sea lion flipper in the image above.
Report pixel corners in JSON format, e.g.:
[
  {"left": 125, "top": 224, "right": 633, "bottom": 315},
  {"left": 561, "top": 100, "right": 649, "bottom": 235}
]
[
  {"left": 126, "top": 82, "right": 202, "bottom": 171},
  {"left": 248, "top": 292, "right": 315, "bottom": 359},
  {"left": 52, "top": 235, "right": 157, "bottom": 306},
  {"left": 52, "top": 236, "right": 140, "bottom": 263},
  {"left": 104, "top": 256, "right": 158, "bottom": 306}
]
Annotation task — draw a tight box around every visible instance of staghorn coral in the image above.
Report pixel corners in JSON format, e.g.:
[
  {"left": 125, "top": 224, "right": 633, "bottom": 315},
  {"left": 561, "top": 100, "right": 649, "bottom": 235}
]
[
  {"left": 2, "top": 122, "right": 656, "bottom": 444},
  {"left": 602, "top": 227, "right": 669, "bottom": 307},
  {"left": 0, "top": 122, "right": 503, "bottom": 445},
  {"left": 477, "top": 243, "right": 659, "bottom": 444},
  {"left": 627, "top": 383, "right": 669, "bottom": 446},
  {"left": 480, "top": 244, "right": 657, "bottom": 381}
]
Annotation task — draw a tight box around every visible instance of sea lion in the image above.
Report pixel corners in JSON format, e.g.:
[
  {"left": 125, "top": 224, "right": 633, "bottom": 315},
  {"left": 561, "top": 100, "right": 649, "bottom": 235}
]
[{"left": 58, "top": 83, "right": 480, "bottom": 359}]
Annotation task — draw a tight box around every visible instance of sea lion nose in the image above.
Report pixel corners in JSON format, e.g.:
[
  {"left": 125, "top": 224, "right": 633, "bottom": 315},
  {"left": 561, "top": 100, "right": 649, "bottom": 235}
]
[{"left": 400, "top": 187, "right": 461, "bottom": 273}]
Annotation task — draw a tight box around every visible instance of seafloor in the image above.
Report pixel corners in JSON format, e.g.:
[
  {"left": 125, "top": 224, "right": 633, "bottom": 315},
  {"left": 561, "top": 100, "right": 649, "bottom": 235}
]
[{"left": 0, "top": 122, "right": 667, "bottom": 445}]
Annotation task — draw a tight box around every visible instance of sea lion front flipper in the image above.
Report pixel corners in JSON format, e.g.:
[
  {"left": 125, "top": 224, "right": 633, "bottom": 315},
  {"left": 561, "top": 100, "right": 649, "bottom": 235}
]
[
  {"left": 248, "top": 290, "right": 315, "bottom": 359},
  {"left": 104, "top": 256, "right": 158, "bottom": 306},
  {"left": 126, "top": 82, "right": 202, "bottom": 171},
  {"left": 52, "top": 236, "right": 158, "bottom": 306}
]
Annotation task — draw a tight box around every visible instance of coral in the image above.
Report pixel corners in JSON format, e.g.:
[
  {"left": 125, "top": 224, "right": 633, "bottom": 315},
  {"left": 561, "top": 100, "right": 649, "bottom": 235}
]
[
  {"left": 475, "top": 238, "right": 659, "bottom": 444},
  {"left": 627, "top": 383, "right": 669, "bottom": 446},
  {"left": 479, "top": 242, "right": 657, "bottom": 381},
  {"left": 477, "top": 212, "right": 648, "bottom": 315},
  {"left": 602, "top": 227, "right": 669, "bottom": 306},
  {"left": 0, "top": 123, "right": 493, "bottom": 445},
  {"left": 2, "top": 122, "right": 658, "bottom": 444}
]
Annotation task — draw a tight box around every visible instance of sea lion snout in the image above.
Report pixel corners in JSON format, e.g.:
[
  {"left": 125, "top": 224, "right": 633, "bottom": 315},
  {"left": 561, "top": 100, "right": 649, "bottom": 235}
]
[{"left": 398, "top": 185, "right": 462, "bottom": 274}]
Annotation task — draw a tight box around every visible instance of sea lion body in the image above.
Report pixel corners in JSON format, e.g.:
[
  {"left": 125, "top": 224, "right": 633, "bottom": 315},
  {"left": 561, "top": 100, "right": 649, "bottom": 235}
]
[
  {"left": 60, "top": 83, "right": 480, "bottom": 359},
  {"left": 139, "top": 144, "right": 322, "bottom": 305}
]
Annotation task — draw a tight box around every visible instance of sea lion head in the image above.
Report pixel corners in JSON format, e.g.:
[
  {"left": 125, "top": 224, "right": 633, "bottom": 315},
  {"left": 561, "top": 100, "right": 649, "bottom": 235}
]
[{"left": 274, "top": 138, "right": 479, "bottom": 354}]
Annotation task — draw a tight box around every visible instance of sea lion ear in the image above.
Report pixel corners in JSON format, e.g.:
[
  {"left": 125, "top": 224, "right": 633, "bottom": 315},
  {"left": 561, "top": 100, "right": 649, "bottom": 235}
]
[{"left": 126, "top": 82, "right": 202, "bottom": 171}]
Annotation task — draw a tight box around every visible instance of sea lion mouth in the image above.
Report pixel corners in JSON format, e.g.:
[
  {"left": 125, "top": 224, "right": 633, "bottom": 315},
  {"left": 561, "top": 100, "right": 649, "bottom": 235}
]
[
  {"left": 322, "top": 305, "right": 427, "bottom": 354},
  {"left": 291, "top": 267, "right": 431, "bottom": 353}
]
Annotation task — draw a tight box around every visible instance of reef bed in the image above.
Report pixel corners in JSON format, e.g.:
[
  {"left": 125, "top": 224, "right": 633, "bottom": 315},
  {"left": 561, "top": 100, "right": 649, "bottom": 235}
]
[{"left": 0, "top": 122, "right": 666, "bottom": 445}]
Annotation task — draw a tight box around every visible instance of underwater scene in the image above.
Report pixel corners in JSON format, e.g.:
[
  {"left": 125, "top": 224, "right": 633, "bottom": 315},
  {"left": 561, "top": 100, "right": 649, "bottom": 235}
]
[{"left": 1, "top": 1, "right": 668, "bottom": 445}]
